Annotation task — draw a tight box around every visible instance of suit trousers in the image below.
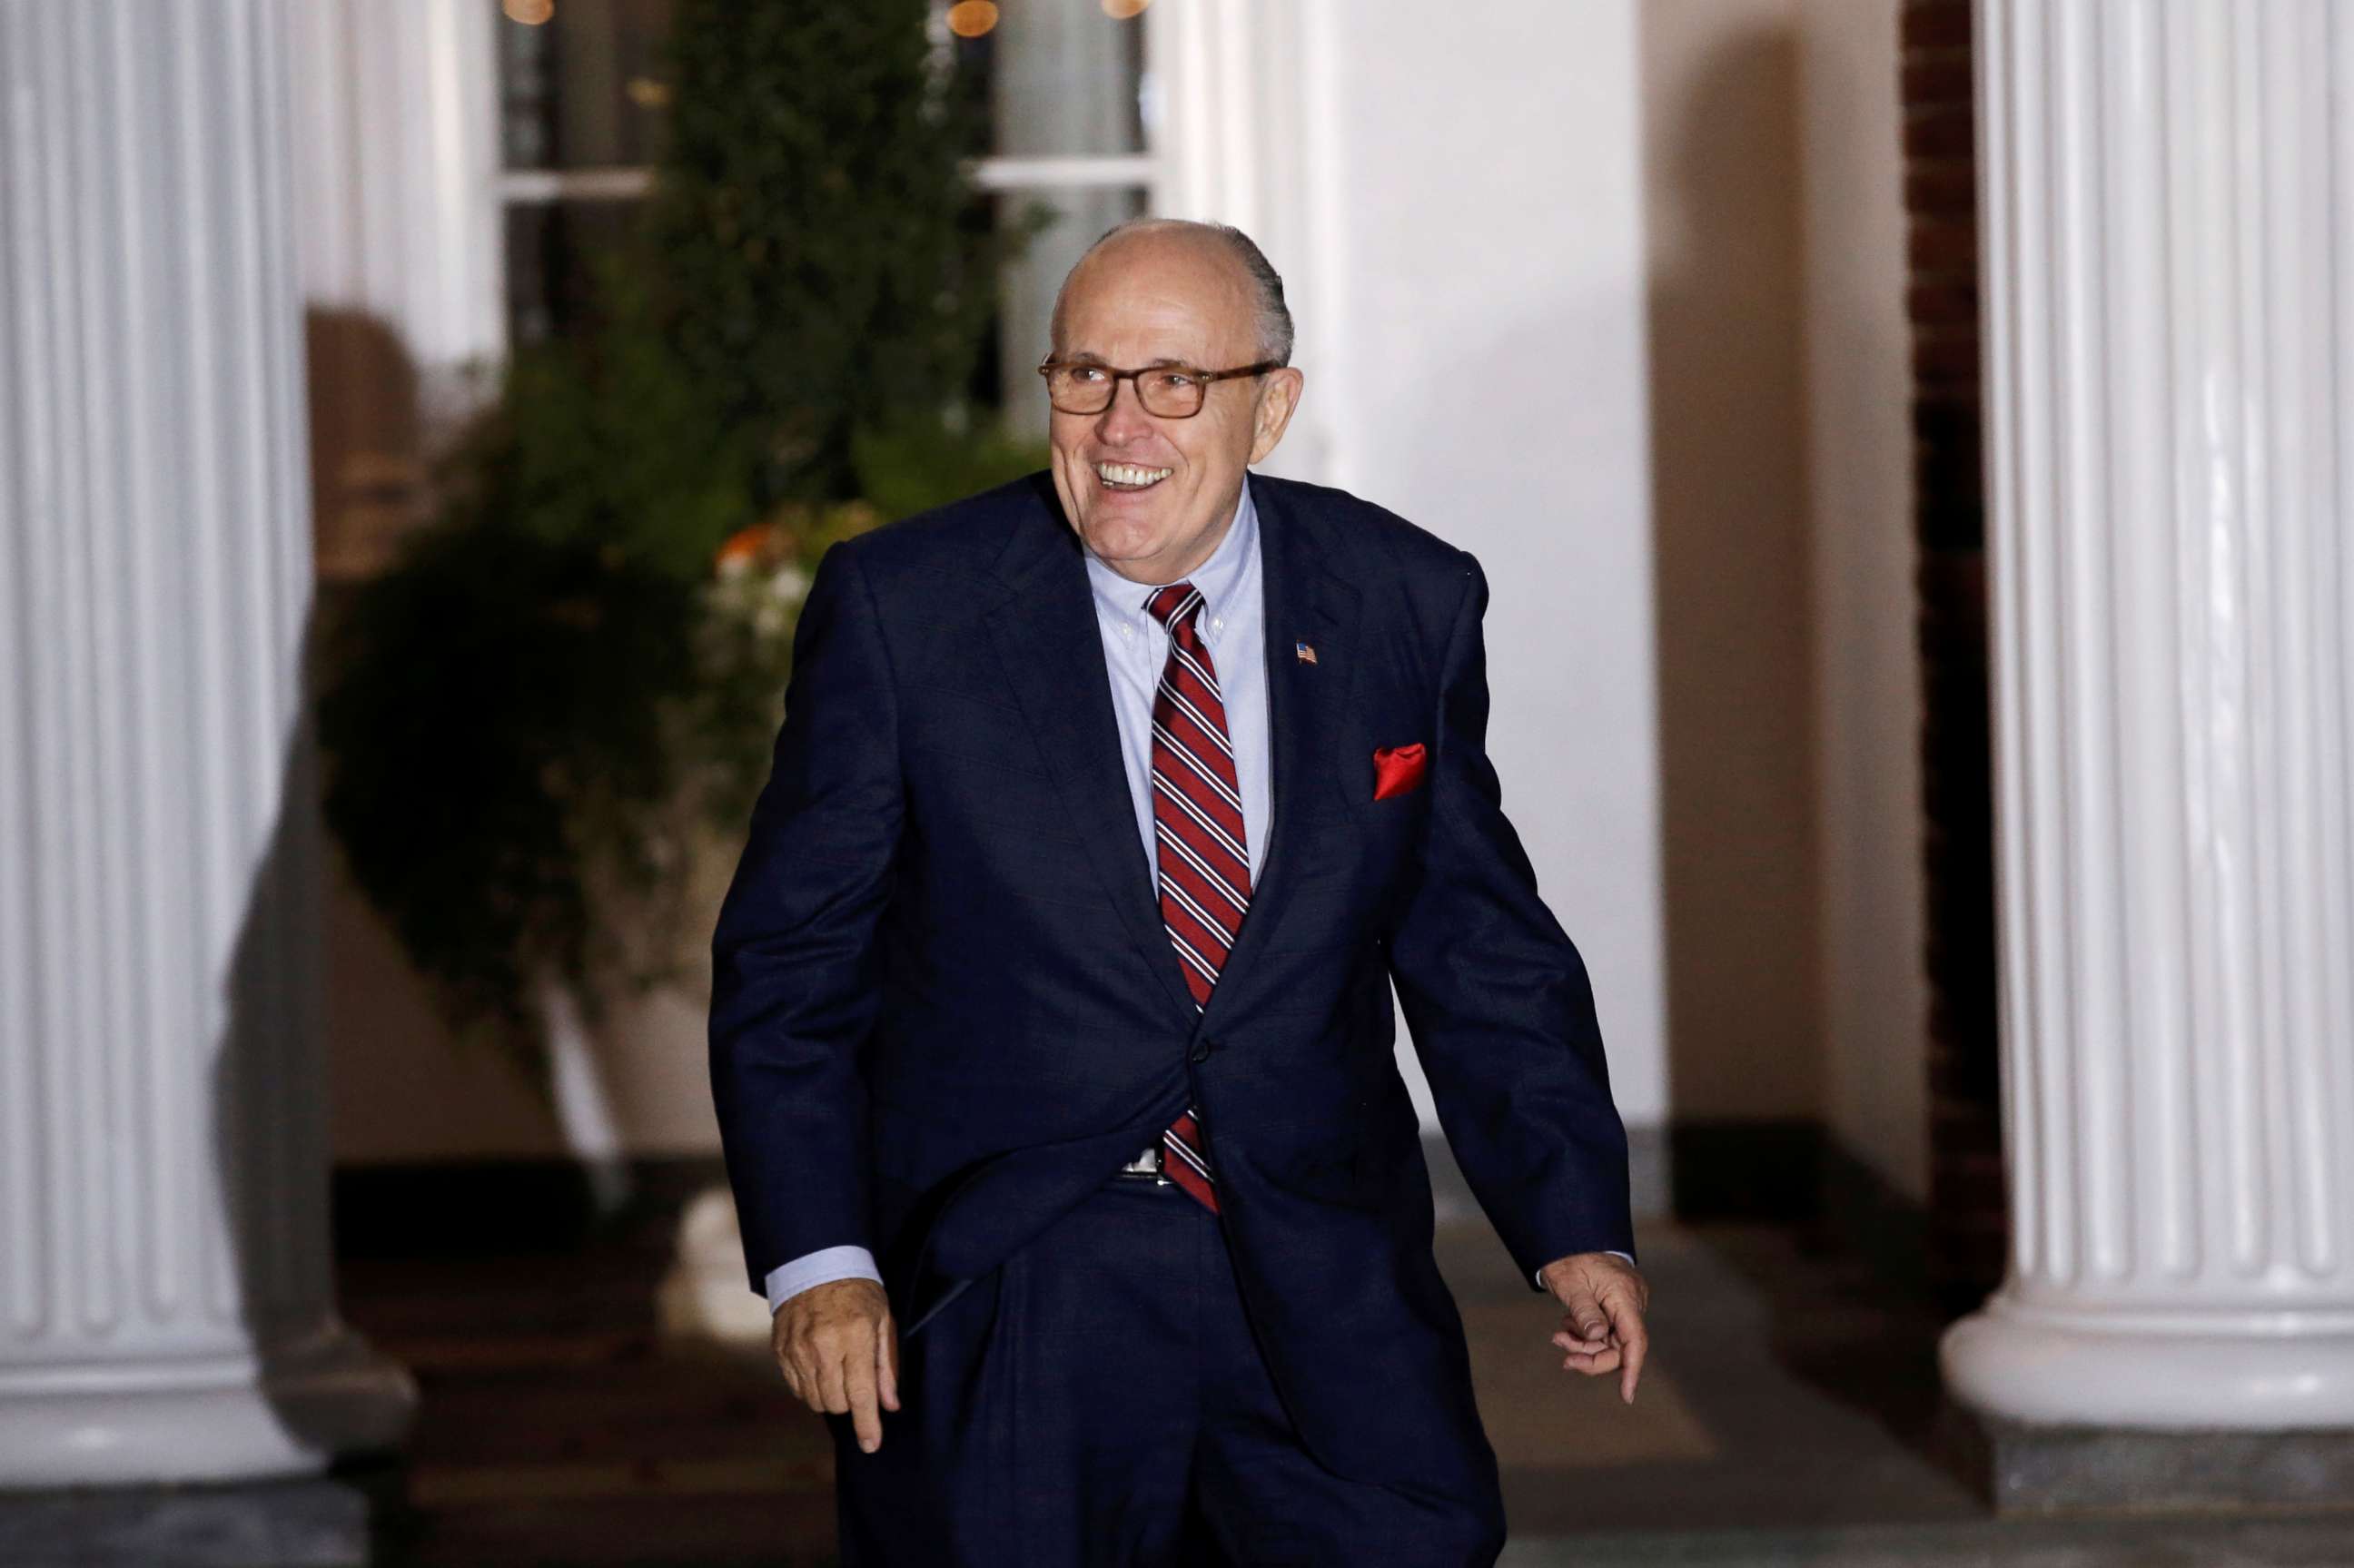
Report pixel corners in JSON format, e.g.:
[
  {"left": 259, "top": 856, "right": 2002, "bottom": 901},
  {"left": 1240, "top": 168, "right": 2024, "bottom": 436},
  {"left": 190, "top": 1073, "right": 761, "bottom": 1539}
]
[{"left": 829, "top": 1171, "right": 1508, "bottom": 1567}]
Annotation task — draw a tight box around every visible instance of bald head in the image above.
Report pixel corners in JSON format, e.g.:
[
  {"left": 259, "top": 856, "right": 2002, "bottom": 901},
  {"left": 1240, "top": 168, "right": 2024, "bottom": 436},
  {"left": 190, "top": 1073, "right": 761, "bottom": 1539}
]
[
  {"left": 1051, "top": 218, "right": 1293, "bottom": 367},
  {"left": 1040, "top": 216, "right": 1306, "bottom": 587}
]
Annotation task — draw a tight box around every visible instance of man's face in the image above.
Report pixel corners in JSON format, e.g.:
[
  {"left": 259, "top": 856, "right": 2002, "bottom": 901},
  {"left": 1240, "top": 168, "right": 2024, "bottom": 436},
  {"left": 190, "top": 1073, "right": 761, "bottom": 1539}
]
[{"left": 1045, "top": 235, "right": 1303, "bottom": 586}]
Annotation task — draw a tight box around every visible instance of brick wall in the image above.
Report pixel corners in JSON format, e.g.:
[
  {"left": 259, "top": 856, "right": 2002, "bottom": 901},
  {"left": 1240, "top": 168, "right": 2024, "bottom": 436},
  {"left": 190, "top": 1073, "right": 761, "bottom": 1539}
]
[{"left": 1902, "top": 0, "right": 2004, "bottom": 1308}]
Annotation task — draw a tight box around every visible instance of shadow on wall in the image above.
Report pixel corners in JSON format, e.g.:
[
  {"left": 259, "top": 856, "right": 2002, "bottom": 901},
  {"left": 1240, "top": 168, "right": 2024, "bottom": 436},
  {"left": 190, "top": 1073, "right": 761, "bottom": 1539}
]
[
  {"left": 1640, "top": 10, "right": 1825, "bottom": 1145},
  {"left": 209, "top": 598, "right": 414, "bottom": 1474},
  {"left": 303, "top": 306, "right": 569, "bottom": 1172},
  {"left": 305, "top": 309, "right": 424, "bottom": 582}
]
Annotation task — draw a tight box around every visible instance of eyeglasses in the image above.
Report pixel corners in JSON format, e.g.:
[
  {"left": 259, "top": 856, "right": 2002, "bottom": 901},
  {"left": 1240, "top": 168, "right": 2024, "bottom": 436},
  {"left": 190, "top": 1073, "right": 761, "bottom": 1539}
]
[{"left": 1036, "top": 357, "right": 1284, "bottom": 419}]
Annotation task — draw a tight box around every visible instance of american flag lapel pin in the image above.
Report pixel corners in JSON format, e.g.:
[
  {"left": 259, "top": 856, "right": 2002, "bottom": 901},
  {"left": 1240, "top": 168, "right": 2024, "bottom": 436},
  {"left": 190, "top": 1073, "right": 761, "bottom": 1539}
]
[{"left": 1295, "top": 641, "right": 1318, "bottom": 665}]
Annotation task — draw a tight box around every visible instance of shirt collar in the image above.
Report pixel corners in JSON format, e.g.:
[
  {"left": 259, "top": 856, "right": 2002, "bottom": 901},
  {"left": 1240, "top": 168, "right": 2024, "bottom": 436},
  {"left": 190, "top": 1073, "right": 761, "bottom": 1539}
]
[{"left": 1083, "top": 475, "right": 1259, "bottom": 636}]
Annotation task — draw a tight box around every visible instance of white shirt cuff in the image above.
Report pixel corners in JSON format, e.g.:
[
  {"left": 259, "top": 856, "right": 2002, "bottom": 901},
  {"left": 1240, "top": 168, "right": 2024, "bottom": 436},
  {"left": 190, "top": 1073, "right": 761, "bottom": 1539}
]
[{"left": 765, "top": 1245, "right": 884, "bottom": 1315}]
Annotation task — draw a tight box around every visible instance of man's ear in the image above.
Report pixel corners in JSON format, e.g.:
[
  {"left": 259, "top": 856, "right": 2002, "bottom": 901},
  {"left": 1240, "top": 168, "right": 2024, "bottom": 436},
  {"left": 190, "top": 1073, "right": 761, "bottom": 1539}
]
[{"left": 1248, "top": 368, "right": 1306, "bottom": 465}]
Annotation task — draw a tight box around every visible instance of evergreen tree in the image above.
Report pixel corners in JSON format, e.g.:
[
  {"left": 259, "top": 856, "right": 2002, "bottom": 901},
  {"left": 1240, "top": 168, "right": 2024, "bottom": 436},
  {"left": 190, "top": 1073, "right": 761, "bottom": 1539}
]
[{"left": 652, "top": 0, "right": 1001, "bottom": 502}]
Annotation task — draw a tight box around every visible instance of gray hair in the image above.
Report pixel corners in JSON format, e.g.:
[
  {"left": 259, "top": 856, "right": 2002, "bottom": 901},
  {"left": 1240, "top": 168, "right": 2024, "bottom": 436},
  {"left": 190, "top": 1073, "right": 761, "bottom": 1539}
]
[{"left": 1060, "top": 217, "right": 1295, "bottom": 366}]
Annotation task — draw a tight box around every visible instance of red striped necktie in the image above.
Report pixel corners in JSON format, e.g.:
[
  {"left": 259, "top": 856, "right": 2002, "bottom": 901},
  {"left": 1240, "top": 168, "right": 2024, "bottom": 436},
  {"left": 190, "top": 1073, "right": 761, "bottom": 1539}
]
[{"left": 1146, "top": 580, "right": 1248, "bottom": 1214}]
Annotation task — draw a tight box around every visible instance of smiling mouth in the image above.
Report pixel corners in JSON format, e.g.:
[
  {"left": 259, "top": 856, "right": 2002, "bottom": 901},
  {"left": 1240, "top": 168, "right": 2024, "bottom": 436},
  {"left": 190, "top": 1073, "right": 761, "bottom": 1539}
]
[{"left": 1094, "top": 460, "right": 1173, "bottom": 493}]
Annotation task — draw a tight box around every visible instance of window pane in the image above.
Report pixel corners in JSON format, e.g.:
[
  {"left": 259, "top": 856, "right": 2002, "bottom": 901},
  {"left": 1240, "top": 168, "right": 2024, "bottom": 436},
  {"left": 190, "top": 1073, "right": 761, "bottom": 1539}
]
[
  {"left": 494, "top": 3, "right": 1152, "bottom": 405},
  {"left": 987, "top": 184, "right": 1148, "bottom": 437},
  {"left": 950, "top": 0, "right": 1146, "bottom": 160},
  {"left": 499, "top": 0, "right": 675, "bottom": 171},
  {"left": 503, "top": 201, "right": 642, "bottom": 344}
]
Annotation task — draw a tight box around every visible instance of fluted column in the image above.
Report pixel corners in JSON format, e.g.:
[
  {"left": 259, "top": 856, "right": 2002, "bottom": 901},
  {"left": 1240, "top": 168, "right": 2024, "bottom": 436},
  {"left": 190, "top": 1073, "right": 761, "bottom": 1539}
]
[
  {"left": 0, "top": 0, "right": 415, "bottom": 1484},
  {"left": 1943, "top": 0, "right": 2354, "bottom": 1433}
]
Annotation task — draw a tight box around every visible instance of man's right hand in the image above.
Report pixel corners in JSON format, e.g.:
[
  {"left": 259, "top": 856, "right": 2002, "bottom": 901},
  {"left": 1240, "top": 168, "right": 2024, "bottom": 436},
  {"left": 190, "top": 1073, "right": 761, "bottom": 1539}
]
[{"left": 772, "top": 1277, "right": 900, "bottom": 1452}]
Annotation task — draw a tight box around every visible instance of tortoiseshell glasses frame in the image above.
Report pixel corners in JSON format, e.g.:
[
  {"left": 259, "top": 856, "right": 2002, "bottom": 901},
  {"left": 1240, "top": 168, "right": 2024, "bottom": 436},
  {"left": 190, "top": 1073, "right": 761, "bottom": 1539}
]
[{"left": 1036, "top": 357, "right": 1286, "bottom": 419}]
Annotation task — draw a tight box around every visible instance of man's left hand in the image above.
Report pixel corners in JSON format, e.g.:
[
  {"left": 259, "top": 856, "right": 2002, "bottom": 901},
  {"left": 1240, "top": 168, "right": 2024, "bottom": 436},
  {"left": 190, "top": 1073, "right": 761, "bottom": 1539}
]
[{"left": 1537, "top": 1251, "right": 1649, "bottom": 1405}]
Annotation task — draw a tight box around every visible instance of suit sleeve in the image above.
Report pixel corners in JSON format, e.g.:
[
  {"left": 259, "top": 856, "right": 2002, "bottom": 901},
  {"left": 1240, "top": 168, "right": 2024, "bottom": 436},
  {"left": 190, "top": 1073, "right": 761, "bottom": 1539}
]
[
  {"left": 1383, "top": 551, "right": 1637, "bottom": 1287},
  {"left": 708, "top": 541, "right": 902, "bottom": 1296}
]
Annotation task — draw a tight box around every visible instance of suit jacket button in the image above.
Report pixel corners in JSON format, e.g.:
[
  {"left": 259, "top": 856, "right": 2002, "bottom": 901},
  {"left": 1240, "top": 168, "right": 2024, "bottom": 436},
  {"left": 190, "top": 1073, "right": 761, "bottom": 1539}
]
[{"left": 1189, "top": 1037, "right": 1215, "bottom": 1063}]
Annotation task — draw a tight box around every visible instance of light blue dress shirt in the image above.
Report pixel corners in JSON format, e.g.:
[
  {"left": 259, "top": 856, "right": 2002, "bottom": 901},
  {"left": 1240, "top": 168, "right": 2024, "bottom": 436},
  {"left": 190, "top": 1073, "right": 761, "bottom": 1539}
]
[
  {"left": 761, "top": 478, "right": 1616, "bottom": 1311},
  {"left": 1086, "top": 477, "right": 1274, "bottom": 892}
]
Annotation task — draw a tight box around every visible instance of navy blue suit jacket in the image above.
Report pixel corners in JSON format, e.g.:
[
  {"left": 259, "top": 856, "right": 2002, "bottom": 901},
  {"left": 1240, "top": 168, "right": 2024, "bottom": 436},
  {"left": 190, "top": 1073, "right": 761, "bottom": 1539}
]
[{"left": 709, "top": 470, "right": 1634, "bottom": 1487}]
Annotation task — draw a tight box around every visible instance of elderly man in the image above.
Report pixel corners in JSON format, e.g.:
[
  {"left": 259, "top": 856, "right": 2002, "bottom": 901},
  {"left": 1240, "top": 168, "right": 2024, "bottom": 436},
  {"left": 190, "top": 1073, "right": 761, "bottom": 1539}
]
[{"left": 709, "top": 217, "right": 1646, "bottom": 1565}]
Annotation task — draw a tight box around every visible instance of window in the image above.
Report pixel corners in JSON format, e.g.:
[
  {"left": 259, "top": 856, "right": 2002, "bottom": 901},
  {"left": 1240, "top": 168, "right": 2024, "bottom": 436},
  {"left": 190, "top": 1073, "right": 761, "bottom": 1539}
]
[
  {"left": 491, "top": 0, "right": 1161, "bottom": 434},
  {"left": 949, "top": 0, "right": 1157, "bottom": 434},
  {"left": 495, "top": 0, "right": 667, "bottom": 343}
]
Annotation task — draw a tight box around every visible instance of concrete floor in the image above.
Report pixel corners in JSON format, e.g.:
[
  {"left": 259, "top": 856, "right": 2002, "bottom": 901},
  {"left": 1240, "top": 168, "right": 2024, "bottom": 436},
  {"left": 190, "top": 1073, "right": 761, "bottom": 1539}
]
[
  {"left": 312, "top": 1178, "right": 2354, "bottom": 1566},
  {"left": 1440, "top": 1221, "right": 1974, "bottom": 1536},
  {"left": 1445, "top": 1225, "right": 2354, "bottom": 1565}
]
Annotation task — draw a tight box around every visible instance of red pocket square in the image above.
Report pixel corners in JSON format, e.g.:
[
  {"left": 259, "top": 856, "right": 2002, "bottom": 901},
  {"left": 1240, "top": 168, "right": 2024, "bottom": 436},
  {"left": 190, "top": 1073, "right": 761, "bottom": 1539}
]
[{"left": 1371, "top": 742, "right": 1428, "bottom": 801}]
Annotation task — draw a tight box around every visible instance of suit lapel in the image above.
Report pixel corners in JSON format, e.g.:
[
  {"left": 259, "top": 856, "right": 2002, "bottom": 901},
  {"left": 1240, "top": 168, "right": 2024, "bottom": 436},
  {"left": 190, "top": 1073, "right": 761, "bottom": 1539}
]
[
  {"left": 1199, "top": 476, "right": 1360, "bottom": 1032},
  {"left": 982, "top": 481, "right": 1202, "bottom": 1031},
  {"left": 977, "top": 475, "right": 1360, "bottom": 1040}
]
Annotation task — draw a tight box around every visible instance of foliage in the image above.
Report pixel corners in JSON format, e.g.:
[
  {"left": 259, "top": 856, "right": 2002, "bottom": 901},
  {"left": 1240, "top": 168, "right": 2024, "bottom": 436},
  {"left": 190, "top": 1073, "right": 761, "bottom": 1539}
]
[
  {"left": 496, "top": 261, "right": 756, "bottom": 578},
  {"left": 851, "top": 419, "right": 1047, "bottom": 525},
  {"left": 314, "top": 0, "right": 1043, "bottom": 1086},
  {"left": 316, "top": 511, "right": 705, "bottom": 1071},
  {"left": 651, "top": 0, "right": 1012, "bottom": 504}
]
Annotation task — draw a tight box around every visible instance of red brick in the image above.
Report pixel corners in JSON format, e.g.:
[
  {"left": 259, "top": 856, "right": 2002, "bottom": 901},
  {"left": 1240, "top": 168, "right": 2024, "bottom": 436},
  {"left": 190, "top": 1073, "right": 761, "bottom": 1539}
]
[
  {"left": 1906, "top": 163, "right": 1980, "bottom": 217},
  {"left": 1903, "top": 50, "right": 1975, "bottom": 108},
  {"left": 1903, "top": 0, "right": 1973, "bottom": 54},
  {"left": 1904, "top": 0, "right": 2005, "bottom": 1304},
  {"left": 1913, "top": 335, "right": 1983, "bottom": 387},
  {"left": 1908, "top": 279, "right": 1982, "bottom": 327},
  {"left": 1904, "top": 104, "right": 1977, "bottom": 161},
  {"left": 1908, "top": 215, "right": 1980, "bottom": 271}
]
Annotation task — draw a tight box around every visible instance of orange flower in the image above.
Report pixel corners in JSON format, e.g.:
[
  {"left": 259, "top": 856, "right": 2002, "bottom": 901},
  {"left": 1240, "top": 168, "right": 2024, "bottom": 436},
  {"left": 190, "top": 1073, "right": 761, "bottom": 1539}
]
[{"left": 715, "top": 523, "right": 776, "bottom": 575}]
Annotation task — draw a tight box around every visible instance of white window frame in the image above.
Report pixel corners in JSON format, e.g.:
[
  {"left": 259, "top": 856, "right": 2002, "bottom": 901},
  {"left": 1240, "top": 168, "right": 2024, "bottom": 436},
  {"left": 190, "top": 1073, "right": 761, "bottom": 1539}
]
[
  {"left": 486, "top": 1, "right": 1176, "bottom": 271},
  {"left": 487, "top": 150, "right": 1162, "bottom": 210},
  {"left": 290, "top": 1, "right": 1320, "bottom": 459}
]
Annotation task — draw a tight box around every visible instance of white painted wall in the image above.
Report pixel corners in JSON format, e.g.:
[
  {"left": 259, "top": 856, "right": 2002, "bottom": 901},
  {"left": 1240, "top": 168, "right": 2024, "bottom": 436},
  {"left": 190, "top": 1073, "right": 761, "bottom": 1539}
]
[
  {"left": 1280, "top": 0, "right": 1672, "bottom": 1129},
  {"left": 1795, "top": 0, "right": 1927, "bottom": 1200},
  {"left": 1621, "top": 0, "right": 1924, "bottom": 1188},
  {"left": 1636, "top": 0, "right": 1825, "bottom": 1127}
]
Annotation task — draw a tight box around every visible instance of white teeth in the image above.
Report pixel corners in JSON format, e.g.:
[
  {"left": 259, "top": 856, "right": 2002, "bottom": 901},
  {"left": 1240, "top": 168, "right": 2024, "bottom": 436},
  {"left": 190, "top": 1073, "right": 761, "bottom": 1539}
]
[{"left": 1095, "top": 460, "right": 1173, "bottom": 488}]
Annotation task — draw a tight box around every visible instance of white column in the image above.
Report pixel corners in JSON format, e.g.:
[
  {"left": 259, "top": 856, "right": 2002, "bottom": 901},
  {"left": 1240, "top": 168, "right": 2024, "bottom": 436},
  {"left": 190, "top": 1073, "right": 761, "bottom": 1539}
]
[
  {"left": 1944, "top": 0, "right": 2354, "bottom": 1429},
  {"left": 0, "top": 0, "right": 415, "bottom": 1484}
]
